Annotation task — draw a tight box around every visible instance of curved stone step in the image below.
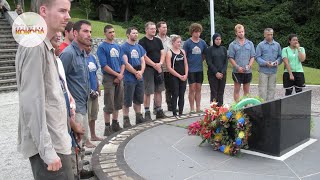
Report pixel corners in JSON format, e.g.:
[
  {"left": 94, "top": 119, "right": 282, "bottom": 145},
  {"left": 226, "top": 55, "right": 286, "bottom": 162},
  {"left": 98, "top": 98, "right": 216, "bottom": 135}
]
[
  {"left": 0, "top": 78, "right": 16, "bottom": 86},
  {"left": 0, "top": 73, "right": 16, "bottom": 81},
  {"left": 0, "top": 60, "right": 15, "bottom": 66},
  {"left": 0, "top": 34, "right": 13, "bottom": 38},
  {"left": 0, "top": 49, "right": 17, "bottom": 53},
  {"left": 0, "top": 85, "right": 17, "bottom": 92},
  {"left": 0, "top": 66, "right": 15, "bottom": 73},
  {"left": 0, "top": 44, "right": 18, "bottom": 49},
  {"left": 0, "top": 39, "right": 16, "bottom": 43},
  {"left": 0, "top": 54, "right": 16, "bottom": 60}
]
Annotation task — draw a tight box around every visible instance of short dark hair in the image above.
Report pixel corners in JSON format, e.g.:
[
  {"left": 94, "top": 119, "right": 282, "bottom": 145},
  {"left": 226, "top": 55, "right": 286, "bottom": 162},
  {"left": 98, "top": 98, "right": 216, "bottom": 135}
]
[
  {"left": 126, "top": 27, "right": 138, "bottom": 35},
  {"left": 104, "top": 25, "right": 114, "bottom": 33},
  {"left": 288, "top": 34, "right": 298, "bottom": 42},
  {"left": 156, "top": 21, "right": 166, "bottom": 29},
  {"left": 63, "top": 21, "right": 74, "bottom": 36},
  {"left": 73, "top": 20, "right": 91, "bottom": 33}
]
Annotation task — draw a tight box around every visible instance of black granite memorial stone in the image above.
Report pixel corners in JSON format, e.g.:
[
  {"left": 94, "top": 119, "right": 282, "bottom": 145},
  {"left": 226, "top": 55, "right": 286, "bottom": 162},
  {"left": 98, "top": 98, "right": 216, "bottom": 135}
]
[{"left": 243, "top": 90, "right": 311, "bottom": 156}]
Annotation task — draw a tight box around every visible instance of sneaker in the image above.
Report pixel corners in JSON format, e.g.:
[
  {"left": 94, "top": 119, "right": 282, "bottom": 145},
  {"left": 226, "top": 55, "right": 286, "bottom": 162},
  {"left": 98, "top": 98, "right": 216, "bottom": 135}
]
[
  {"left": 104, "top": 126, "right": 114, "bottom": 136},
  {"left": 144, "top": 111, "right": 152, "bottom": 121},
  {"left": 111, "top": 121, "right": 122, "bottom": 132},
  {"left": 136, "top": 113, "right": 147, "bottom": 124},
  {"left": 123, "top": 117, "right": 132, "bottom": 128},
  {"left": 156, "top": 109, "right": 166, "bottom": 119}
]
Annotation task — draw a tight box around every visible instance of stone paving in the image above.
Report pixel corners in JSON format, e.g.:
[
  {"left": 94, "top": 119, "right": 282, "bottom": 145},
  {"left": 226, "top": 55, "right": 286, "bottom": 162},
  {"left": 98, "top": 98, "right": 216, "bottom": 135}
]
[{"left": 0, "top": 84, "right": 319, "bottom": 179}]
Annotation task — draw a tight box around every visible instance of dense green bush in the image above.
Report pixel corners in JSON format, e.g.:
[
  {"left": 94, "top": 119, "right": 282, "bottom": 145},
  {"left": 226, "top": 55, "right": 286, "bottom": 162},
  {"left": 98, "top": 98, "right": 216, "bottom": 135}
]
[{"left": 101, "top": 0, "right": 320, "bottom": 69}]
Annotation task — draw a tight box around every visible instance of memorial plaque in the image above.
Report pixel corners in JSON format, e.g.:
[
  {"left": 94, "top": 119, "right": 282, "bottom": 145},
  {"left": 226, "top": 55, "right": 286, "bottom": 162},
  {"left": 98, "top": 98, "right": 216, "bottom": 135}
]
[{"left": 244, "top": 90, "right": 311, "bottom": 156}]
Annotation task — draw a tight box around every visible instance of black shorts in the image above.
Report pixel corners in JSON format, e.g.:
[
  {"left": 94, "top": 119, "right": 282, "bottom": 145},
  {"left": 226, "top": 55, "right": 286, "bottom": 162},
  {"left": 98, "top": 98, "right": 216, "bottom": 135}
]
[
  {"left": 188, "top": 72, "right": 203, "bottom": 84},
  {"left": 232, "top": 73, "right": 252, "bottom": 84},
  {"left": 283, "top": 72, "right": 305, "bottom": 88}
]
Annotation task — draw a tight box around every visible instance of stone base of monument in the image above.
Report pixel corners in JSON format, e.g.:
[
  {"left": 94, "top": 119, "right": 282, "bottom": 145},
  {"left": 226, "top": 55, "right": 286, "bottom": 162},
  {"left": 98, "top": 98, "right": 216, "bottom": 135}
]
[{"left": 243, "top": 90, "right": 316, "bottom": 159}]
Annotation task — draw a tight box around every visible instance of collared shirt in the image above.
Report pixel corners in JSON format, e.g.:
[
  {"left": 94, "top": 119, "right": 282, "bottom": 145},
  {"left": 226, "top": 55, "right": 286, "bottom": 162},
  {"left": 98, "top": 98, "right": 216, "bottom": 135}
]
[
  {"left": 228, "top": 39, "right": 256, "bottom": 73},
  {"left": 156, "top": 35, "right": 171, "bottom": 72},
  {"left": 16, "top": 38, "right": 71, "bottom": 165},
  {"left": 256, "top": 39, "right": 282, "bottom": 74},
  {"left": 282, "top": 46, "right": 305, "bottom": 73},
  {"left": 60, "top": 41, "right": 90, "bottom": 114}
]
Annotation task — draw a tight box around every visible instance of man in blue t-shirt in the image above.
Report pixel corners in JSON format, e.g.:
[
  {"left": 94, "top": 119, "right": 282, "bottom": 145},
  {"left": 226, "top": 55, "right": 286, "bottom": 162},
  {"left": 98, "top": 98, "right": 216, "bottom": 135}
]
[
  {"left": 97, "top": 25, "right": 125, "bottom": 136},
  {"left": 183, "top": 23, "right": 207, "bottom": 114},
  {"left": 121, "top": 27, "right": 147, "bottom": 126},
  {"left": 85, "top": 44, "right": 103, "bottom": 146}
]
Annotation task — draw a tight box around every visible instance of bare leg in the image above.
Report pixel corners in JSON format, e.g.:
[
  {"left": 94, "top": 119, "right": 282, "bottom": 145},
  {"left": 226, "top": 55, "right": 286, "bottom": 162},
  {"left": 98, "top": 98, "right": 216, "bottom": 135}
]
[
  {"left": 154, "top": 91, "right": 162, "bottom": 108},
  {"left": 195, "top": 83, "right": 202, "bottom": 112},
  {"left": 89, "top": 120, "right": 103, "bottom": 142},
  {"left": 243, "top": 83, "right": 250, "bottom": 96},
  {"left": 144, "top": 94, "right": 151, "bottom": 109},
  {"left": 233, "top": 82, "right": 241, "bottom": 102},
  {"left": 188, "top": 83, "right": 196, "bottom": 112},
  {"left": 104, "top": 112, "right": 110, "bottom": 123},
  {"left": 112, "top": 110, "right": 119, "bottom": 120},
  {"left": 133, "top": 103, "right": 141, "bottom": 113}
]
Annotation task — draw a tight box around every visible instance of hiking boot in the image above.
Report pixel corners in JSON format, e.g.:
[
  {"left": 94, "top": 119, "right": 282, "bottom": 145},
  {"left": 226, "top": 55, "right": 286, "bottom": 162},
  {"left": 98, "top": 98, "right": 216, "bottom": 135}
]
[
  {"left": 136, "top": 113, "right": 147, "bottom": 124},
  {"left": 144, "top": 111, "right": 152, "bottom": 121},
  {"left": 123, "top": 116, "right": 132, "bottom": 128},
  {"left": 111, "top": 121, "right": 122, "bottom": 132},
  {"left": 104, "top": 126, "right": 114, "bottom": 136},
  {"left": 156, "top": 109, "right": 166, "bottom": 119}
]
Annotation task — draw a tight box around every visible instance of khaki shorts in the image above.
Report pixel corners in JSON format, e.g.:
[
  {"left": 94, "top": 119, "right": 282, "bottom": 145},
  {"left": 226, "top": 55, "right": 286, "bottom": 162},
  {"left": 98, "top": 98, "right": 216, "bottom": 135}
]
[
  {"left": 103, "top": 73, "right": 124, "bottom": 114},
  {"left": 144, "top": 67, "right": 165, "bottom": 95},
  {"left": 88, "top": 96, "right": 99, "bottom": 121}
]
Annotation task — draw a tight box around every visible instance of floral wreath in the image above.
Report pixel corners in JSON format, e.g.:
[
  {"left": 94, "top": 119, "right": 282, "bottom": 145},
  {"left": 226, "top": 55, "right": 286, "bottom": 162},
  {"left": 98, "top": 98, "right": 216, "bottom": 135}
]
[{"left": 188, "top": 101, "right": 252, "bottom": 156}]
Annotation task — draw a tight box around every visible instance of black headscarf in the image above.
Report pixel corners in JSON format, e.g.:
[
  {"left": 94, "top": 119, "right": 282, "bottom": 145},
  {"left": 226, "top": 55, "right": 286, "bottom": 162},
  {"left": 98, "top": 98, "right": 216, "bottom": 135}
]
[{"left": 212, "top": 33, "right": 221, "bottom": 47}]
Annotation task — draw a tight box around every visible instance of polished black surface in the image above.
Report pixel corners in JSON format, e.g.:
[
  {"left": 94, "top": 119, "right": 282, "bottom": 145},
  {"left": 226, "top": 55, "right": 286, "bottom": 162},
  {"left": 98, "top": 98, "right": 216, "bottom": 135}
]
[{"left": 244, "top": 90, "right": 311, "bottom": 156}]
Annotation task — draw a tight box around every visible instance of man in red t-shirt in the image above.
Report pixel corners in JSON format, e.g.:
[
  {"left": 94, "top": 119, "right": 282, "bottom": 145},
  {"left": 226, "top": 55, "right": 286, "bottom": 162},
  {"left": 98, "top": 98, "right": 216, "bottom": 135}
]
[{"left": 59, "top": 21, "right": 74, "bottom": 53}]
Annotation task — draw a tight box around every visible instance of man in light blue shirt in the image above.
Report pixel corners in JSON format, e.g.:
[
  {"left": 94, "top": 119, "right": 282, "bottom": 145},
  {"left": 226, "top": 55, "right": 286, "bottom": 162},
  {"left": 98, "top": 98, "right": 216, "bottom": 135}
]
[
  {"left": 228, "top": 24, "right": 255, "bottom": 102},
  {"left": 256, "top": 28, "right": 282, "bottom": 101}
]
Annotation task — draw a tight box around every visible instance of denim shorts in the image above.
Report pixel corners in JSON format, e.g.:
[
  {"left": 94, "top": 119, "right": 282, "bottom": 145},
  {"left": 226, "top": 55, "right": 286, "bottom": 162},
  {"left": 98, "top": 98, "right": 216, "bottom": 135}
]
[{"left": 124, "top": 80, "right": 144, "bottom": 107}]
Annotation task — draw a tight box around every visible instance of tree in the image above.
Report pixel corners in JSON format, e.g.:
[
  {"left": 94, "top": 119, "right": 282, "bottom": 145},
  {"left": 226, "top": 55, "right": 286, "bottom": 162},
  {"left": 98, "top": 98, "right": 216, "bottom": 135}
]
[{"left": 80, "top": 0, "right": 93, "bottom": 20}]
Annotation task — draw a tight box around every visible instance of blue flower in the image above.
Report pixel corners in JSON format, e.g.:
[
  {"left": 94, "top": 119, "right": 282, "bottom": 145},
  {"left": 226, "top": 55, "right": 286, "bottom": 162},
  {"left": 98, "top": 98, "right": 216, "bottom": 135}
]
[
  {"left": 226, "top": 112, "right": 232, "bottom": 119},
  {"left": 236, "top": 138, "right": 242, "bottom": 146},
  {"left": 220, "top": 145, "right": 225, "bottom": 152},
  {"left": 216, "top": 128, "right": 220, "bottom": 133},
  {"left": 238, "top": 117, "right": 245, "bottom": 125}
]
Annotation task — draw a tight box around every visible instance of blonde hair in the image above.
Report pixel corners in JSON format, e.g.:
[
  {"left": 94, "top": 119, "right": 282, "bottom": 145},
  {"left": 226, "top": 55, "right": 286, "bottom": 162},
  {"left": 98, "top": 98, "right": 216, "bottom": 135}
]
[
  {"left": 234, "top": 24, "right": 244, "bottom": 33},
  {"left": 170, "top": 34, "right": 181, "bottom": 43}
]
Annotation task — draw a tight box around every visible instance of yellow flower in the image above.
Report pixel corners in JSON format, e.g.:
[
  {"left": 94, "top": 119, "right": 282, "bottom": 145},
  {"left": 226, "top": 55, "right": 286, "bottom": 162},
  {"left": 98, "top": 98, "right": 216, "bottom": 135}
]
[
  {"left": 221, "top": 115, "right": 228, "bottom": 122},
  {"left": 235, "top": 112, "right": 243, "bottom": 120},
  {"left": 224, "top": 145, "right": 231, "bottom": 154},
  {"left": 214, "top": 133, "right": 222, "bottom": 141},
  {"left": 238, "top": 131, "right": 245, "bottom": 138}
]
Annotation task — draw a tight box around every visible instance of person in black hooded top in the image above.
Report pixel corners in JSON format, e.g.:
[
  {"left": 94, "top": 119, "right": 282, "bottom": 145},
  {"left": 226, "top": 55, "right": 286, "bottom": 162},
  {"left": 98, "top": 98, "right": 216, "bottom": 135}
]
[{"left": 205, "top": 33, "right": 228, "bottom": 106}]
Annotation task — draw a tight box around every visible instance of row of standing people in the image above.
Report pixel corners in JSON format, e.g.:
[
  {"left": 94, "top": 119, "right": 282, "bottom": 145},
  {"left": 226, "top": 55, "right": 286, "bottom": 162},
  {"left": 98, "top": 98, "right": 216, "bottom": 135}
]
[{"left": 16, "top": 0, "right": 307, "bottom": 178}]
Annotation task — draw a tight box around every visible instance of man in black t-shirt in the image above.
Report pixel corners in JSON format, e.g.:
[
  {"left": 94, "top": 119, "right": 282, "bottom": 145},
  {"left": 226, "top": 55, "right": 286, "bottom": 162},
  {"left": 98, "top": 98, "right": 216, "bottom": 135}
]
[{"left": 138, "top": 21, "right": 166, "bottom": 120}]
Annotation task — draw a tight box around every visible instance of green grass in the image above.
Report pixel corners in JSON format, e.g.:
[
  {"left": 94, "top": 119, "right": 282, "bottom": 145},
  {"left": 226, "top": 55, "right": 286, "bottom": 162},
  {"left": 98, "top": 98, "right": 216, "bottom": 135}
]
[
  {"left": 70, "top": 18, "right": 128, "bottom": 39},
  {"left": 202, "top": 62, "right": 320, "bottom": 85}
]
